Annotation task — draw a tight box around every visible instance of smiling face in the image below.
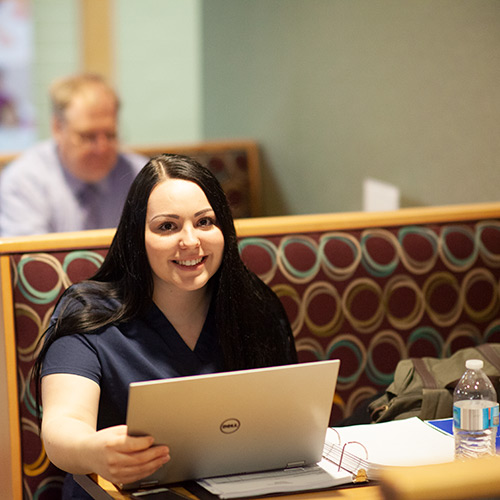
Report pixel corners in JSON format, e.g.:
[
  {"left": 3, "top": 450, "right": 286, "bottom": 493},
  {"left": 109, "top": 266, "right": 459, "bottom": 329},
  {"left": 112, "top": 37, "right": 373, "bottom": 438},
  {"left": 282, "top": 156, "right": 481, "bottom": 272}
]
[{"left": 145, "top": 178, "right": 225, "bottom": 299}]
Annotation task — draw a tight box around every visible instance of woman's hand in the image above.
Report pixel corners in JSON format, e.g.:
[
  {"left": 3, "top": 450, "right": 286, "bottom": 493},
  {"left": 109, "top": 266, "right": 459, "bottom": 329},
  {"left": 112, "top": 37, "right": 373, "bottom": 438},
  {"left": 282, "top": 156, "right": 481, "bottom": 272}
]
[
  {"left": 84, "top": 425, "right": 170, "bottom": 486},
  {"left": 41, "top": 373, "right": 170, "bottom": 485}
]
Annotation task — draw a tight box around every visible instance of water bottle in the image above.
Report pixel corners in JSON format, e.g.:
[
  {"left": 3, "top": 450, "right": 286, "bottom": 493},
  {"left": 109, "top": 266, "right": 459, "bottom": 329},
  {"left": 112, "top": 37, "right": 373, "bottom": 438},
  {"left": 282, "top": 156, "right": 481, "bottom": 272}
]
[{"left": 453, "top": 359, "right": 499, "bottom": 460}]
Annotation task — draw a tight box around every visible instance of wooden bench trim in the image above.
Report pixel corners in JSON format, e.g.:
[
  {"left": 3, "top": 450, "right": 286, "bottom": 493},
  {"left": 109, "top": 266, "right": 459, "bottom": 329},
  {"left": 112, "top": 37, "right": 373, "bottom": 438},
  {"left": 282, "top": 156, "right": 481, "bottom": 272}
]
[
  {"left": 1, "top": 202, "right": 499, "bottom": 255},
  {"left": 0, "top": 228, "right": 116, "bottom": 254},
  {"left": 0, "top": 153, "right": 16, "bottom": 167},
  {"left": 0, "top": 255, "right": 23, "bottom": 500},
  {"left": 235, "top": 201, "right": 500, "bottom": 237}
]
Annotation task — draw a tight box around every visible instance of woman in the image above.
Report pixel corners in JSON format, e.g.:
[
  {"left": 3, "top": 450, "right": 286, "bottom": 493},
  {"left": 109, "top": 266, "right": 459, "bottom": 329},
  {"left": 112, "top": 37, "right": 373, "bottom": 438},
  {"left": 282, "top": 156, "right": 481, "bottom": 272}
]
[{"left": 33, "top": 154, "right": 297, "bottom": 499}]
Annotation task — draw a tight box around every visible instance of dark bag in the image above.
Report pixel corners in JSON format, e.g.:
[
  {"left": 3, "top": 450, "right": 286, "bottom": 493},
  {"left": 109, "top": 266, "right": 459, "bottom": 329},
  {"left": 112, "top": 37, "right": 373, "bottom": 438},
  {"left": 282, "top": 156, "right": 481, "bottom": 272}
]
[{"left": 368, "top": 344, "right": 500, "bottom": 423}]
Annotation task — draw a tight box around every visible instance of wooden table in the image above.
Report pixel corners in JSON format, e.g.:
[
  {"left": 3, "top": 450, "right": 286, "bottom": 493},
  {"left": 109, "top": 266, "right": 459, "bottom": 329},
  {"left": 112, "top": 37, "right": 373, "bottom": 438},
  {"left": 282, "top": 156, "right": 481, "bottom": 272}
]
[
  {"left": 77, "top": 454, "right": 500, "bottom": 500},
  {"left": 75, "top": 474, "right": 383, "bottom": 500}
]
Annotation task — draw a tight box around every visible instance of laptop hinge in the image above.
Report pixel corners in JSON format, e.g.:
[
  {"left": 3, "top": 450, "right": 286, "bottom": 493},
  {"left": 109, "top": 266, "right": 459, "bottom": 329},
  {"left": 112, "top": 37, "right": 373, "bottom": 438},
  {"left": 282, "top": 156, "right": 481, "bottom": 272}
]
[
  {"left": 286, "top": 460, "right": 306, "bottom": 468},
  {"left": 138, "top": 480, "right": 160, "bottom": 488}
]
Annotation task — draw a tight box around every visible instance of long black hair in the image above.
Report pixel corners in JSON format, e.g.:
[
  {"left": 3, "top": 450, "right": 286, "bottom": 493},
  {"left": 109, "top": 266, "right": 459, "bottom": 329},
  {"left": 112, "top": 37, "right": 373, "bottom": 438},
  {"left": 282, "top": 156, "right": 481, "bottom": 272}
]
[{"left": 33, "top": 154, "right": 296, "bottom": 419}]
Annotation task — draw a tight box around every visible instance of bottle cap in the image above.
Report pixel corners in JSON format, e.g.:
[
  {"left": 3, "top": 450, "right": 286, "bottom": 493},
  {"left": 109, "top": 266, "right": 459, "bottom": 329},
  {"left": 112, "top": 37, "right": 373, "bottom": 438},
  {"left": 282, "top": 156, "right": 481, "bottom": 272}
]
[{"left": 465, "top": 359, "right": 484, "bottom": 370}]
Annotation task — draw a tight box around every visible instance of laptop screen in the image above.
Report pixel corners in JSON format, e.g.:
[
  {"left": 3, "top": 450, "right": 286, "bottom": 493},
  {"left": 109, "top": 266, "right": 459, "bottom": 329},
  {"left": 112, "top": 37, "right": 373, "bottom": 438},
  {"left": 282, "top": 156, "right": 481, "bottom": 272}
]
[{"left": 124, "top": 359, "right": 340, "bottom": 489}]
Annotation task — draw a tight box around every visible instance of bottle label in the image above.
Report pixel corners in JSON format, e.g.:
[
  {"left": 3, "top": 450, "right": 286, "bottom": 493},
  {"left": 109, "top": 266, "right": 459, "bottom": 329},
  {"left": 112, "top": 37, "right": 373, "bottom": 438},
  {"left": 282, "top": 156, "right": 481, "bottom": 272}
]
[{"left": 453, "top": 403, "right": 500, "bottom": 431}]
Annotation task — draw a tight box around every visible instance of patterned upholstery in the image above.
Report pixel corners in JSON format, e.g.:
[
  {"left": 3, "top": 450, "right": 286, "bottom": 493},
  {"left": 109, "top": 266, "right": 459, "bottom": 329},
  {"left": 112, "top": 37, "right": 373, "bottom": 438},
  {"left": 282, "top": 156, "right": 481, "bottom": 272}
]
[
  {"left": 131, "top": 140, "right": 261, "bottom": 218},
  {"left": 238, "top": 220, "right": 500, "bottom": 424},
  {"left": 13, "top": 248, "right": 109, "bottom": 499},
  {"left": 6, "top": 210, "right": 500, "bottom": 498}
]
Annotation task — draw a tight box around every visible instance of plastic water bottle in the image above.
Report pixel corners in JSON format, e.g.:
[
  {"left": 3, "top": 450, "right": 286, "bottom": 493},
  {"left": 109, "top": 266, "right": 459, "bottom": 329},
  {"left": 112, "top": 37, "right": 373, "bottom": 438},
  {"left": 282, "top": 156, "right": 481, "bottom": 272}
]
[{"left": 453, "top": 359, "right": 499, "bottom": 460}]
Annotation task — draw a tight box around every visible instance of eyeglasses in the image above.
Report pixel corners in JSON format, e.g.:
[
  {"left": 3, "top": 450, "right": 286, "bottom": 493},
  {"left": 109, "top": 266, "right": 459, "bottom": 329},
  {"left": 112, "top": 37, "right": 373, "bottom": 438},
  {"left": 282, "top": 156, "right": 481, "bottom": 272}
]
[{"left": 70, "top": 130, "right": 118, "bottom": 147}]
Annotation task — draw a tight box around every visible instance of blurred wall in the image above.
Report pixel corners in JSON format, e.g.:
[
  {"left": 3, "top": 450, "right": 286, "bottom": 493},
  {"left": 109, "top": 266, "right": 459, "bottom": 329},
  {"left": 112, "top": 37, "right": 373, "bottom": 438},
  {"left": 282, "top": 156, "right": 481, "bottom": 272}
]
[
  {"left": 33, "top": 0, "right": 202, "bottom": 143},
  {"left": 202, "top": 0, "right": 500, "bottom": 215},
  {"left": 32, "top": 0, "right": 80, "bottom": 140},
  {"left": 32, "top": 0, "right": 500, "bottom": 216}
]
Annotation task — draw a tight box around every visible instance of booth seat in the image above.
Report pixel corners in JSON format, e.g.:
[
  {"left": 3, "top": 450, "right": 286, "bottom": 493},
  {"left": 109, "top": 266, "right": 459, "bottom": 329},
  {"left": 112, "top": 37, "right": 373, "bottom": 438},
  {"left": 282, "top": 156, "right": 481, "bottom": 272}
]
[
  {"left": 1, "top": 202, "right": 500, "bottom": 499},
  {"left": 0, "top": 139, "right": 262, "bottom": 218}
]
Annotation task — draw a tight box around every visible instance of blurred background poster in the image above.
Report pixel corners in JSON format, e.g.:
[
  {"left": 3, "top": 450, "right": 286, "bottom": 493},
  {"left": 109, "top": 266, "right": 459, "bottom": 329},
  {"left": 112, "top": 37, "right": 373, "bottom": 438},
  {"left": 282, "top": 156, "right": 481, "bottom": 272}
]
[{"left": 0, "top": 0, "right": 35, "bottom": 152}]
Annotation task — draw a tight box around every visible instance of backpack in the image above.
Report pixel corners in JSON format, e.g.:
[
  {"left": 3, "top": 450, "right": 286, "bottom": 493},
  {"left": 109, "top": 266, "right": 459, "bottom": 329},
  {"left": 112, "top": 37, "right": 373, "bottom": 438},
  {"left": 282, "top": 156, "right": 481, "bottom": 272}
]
[{"left": 368, "top": 344, "right": 500, "bottom": 423}]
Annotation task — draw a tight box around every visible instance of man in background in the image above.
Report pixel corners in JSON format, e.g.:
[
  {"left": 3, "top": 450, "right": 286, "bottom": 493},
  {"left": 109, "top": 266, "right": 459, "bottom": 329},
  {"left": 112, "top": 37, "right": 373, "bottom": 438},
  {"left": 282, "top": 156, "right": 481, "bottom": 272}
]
[{"left": 0, "top": 73, "right": 147, "bottom": 236}]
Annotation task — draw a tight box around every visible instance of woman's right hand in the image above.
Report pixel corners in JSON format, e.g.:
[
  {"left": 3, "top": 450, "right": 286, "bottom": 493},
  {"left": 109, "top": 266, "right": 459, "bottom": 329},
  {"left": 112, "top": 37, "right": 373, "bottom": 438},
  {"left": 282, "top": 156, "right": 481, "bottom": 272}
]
[
  {"left": 84, "top": 424, "right": 170, "bottom": 486},
  {"left": 41, "top": 373, "right": 170, "bottom": 485}
]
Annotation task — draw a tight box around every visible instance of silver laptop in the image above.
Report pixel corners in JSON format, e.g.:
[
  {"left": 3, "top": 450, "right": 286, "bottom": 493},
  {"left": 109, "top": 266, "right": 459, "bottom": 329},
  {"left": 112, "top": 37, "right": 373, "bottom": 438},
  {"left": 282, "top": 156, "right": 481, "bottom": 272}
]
[{"left": 124, "top": 359, "right": 340, "bottom": 489}]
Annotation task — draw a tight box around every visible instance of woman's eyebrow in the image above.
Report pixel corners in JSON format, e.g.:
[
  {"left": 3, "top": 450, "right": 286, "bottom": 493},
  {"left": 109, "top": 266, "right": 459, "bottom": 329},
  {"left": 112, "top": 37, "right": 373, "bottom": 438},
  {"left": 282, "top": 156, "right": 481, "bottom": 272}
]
[
  {"left": 149, "top": 213, "right": 180, "bottom": 222},
  {"left": 149, "top": 209, "right": 213, "bottom": 223},
  {"left": 195, "top": 208, "right": 214, "bottom": 217}
]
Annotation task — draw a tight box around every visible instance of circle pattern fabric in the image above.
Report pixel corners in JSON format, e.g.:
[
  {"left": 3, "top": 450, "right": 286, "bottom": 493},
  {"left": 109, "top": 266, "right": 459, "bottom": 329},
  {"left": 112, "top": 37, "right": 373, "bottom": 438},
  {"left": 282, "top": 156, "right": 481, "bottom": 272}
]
[
  {"left": 11, "top": 220, "right": 500, "bottom": 498},
  {"left": 238, "top": 222, "right": 500, "bottom": 421}
]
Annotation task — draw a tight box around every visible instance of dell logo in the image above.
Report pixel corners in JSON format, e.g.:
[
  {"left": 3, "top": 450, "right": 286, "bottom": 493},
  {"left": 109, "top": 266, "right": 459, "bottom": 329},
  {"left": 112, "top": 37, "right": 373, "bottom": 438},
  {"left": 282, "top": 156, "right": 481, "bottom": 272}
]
[{"left": 220, "top": 418, "right": 240, "bottom": 434}]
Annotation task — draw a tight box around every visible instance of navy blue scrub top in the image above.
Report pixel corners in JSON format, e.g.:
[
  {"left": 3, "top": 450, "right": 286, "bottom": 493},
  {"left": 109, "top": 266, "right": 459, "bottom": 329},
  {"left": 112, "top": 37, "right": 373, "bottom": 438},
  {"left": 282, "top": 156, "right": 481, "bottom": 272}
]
[{"left": 41, "top": 301, "right": 223, "bottom": 430}]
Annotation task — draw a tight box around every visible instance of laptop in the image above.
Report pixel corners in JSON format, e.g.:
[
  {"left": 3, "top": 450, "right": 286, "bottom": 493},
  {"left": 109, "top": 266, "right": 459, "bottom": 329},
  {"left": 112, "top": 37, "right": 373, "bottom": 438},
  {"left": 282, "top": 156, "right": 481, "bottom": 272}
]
[{"left": 124, "top": 359, "right": 340, "bottom": 489}]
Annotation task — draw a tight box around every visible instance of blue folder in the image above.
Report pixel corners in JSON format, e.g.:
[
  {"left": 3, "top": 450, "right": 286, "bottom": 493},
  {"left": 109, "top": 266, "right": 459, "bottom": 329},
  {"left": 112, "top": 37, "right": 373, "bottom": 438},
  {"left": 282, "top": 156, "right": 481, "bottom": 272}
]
[{"left": 428, "top": 418, "right": 500, "bottom": 451}]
